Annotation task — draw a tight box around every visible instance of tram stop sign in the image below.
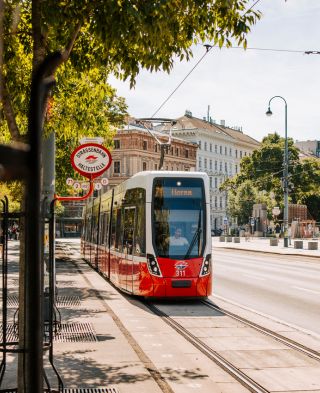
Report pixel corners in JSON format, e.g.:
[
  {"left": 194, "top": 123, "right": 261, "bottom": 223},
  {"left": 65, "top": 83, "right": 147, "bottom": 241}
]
[{"left": 71, "top": 143, "right": 112, "bottom": 179}]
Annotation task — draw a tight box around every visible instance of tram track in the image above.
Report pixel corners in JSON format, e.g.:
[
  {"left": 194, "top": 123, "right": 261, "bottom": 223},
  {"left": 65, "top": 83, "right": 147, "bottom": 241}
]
[
  {"left": 201, "top": 298, "right": 320, "bottom": 361},
  {"left": 64, "top": 242, "right": 320, "bottom": 393},
  {"left": 142, "top": 299, "right": 320, "bottom": 393},
  {"left": 143, "top": 300, "right": 269, "bottom": 393}
]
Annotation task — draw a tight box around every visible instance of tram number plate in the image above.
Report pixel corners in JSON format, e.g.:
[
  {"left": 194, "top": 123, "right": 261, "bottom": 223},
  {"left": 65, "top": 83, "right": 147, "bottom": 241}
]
[{"left": 172, "top": 280, "right": 192, "bottom": 288}]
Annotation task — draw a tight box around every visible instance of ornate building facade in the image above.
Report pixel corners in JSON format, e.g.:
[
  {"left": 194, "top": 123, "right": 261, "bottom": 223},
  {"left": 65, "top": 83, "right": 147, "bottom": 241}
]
[
  {"left": 164, "top": 113, "right": 260, "bottom": 229},
  {"left": 104, "top": 123, "right": 197, "bottom": 189}
]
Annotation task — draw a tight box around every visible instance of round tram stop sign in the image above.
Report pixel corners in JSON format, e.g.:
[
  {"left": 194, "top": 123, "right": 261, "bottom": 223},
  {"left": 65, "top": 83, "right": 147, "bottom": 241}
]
[{"left": 70, "top": 143, "right": 112, "bottom": 179}]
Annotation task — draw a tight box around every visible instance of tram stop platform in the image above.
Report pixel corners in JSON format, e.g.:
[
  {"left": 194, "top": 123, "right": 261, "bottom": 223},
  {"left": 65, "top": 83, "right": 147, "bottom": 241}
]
[
  {"left": 3, "top": 238, "right": 265, "bottom": 393},
  {"left": 212, "top": 236, "right": 320, "bottom": 259},
  {"left": 3, "top": 238, "right": 320, "bottom": 392}
]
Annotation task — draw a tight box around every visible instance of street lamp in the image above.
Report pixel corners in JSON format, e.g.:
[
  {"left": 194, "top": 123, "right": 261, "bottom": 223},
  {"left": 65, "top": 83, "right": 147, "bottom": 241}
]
[{"left": 266, "top": 96, "right": 289, "bottom": 247}]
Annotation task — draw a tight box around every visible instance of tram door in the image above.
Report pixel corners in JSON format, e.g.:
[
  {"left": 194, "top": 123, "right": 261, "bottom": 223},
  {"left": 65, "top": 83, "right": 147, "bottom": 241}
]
[{"left": 122, "top": 207, "right": 136, "bottom": 293}]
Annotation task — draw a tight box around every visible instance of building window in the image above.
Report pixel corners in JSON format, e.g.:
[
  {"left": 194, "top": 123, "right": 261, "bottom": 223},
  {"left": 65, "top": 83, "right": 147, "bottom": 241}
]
[
  {"left": 240, "top": 151, "right": 242, "bottom": 158},
  {"left": 215, "top": 178, "right": 217, "bottom": 188},
  {"left": 142, "top": 162, "right": 147, "bottom": 171},
  {"left": 235, "top": 164, "right": 238, "bottom": 173},
  {"left": 225, "top": 162, "right": 227, "bottom": 172},
  {"left": 114, "top": 140, "right": 120, "bottom": 149},
  {"left": 235, "top": 149, "right": 238, "bottom": 158},
  {"left": 244, "top": 151, "right": 247, "bottom": 156},
  {"left": 210, "top": 177, "right": 213, "bottom": 188},
  {"left": 215, "top": 161, "right": 217, "bottom": 171},
  {"left": 199, "top": 157, "right": 202, "bottom": 168},
  {"left": 215, "top": 145, "right": 218, "bottom": 153},
  {"left": 220, "top": 146, "right": 222, "bottom": 154},
  {"left": 225, "top": 146, "right": 227, "bottom": 155},
  {"left": 215, "top": 196, "right": 217, "bottom": 208},
  {"left": 176, "top": 147, "right": 179, "bottom": 156},
  {"left": 220, "top": 196, "right": 223, "bottom": 208},
  {"left": 204, "top": 142, "right": 207, "bottom": 151},
  {"left": 219, "top": 162, "right": 222, "bottom": 171},
  {"left": 154, "top": 144, "right": 158, "bottom": 152},
  {"left": 185, "top": 149, "right": 189, "bottom": 158},
  {"left": 114, "top": 161, "right": 120, "bottom": 174},
  {"left": 229, "top": 163, "right": 232, "bottom": 174},
  {"left": 143, "top": 140, "right": 147, "bottom": 150},
  {"left": 198, "top": 141, "right": 201, "bottom": 149},
  {"left": 210, "top": 143, "right": 212, "bottom": 152},
  {"left": 204, "top": 158, "right": 207, "bottom": 169},
  {"left": 229, "top": 148, "right": 232, "bottom": 156},
  {"left": 210, "top": 160, "right": 212, "bottom": 170}
]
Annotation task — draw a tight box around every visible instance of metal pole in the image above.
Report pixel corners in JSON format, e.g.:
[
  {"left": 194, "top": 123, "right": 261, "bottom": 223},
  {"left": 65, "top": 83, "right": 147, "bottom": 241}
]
[
  {"left": 23, "top": 53, "right": 60, "bottom": 393},
  {"left": 283, "top": 103, "right": 289, "bottom": 247},
  {"left": 266, "top": 96, "right": 289, "bottom": 247}
]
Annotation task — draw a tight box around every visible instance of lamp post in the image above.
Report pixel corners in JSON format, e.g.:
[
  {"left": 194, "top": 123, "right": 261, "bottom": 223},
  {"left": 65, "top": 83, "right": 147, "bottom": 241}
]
[{"left": 266, "top": 96, "right": 289, "bottom": 247}]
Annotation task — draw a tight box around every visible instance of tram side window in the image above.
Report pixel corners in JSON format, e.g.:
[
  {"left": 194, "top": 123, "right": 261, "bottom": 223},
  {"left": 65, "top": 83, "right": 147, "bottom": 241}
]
[
  {"left": 103, "top": 213, "right": 110, "bottom": 246},
  {"left": 99, "top": 213, "right": 105, "bottom": 245},
  {"left": 115, "top": 209, "right": 122, "bottom": 251},
  {"left": 91, "top": 209, "right": 99, "bottom": 244},
  {"left": 110, "top": 212, "right": 116, "bottom": 248},
  {"left": 86, "top": 215, "right": 92, "bottom": 241},
  {"left": 123, "top": 208, "right": 135, "bottom": 255},
  {"left": 134, "top": 204, "right": 146, "bottom": 256}
]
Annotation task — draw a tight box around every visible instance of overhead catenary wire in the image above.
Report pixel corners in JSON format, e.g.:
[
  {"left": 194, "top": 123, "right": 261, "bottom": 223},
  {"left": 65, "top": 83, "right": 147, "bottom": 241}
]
[{"left": 151, "top": 0, "right": 262, "bottom": 118}]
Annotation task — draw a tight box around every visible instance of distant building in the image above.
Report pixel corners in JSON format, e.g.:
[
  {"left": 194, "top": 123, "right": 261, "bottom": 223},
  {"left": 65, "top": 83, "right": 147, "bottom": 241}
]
[
  {"left": 104, "top": 122, "right": 197, "bottom": 189},
  {"left": 161, "top": 112, "right": 260, "bottom": 229},
  {"left": 295, "top": 140, "right": 320, "bottom": 158}
]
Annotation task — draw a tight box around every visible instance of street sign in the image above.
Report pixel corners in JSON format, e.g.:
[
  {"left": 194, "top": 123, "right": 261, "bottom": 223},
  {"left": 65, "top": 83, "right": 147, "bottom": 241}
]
[
  {"left": 71, "top": 143, "right": 112, "bottom": 179},
  {"left": 81, "top": 182, "right": 89, "bottom": 190},
  {"left": 94, "top": 183, "right": 102, "bottom": 190},
  {"left": 101, "top": 177, "right": 109, "bottom": 186},
  {"left": 79, "top": 137, "right": 104, "bottom": 145}
]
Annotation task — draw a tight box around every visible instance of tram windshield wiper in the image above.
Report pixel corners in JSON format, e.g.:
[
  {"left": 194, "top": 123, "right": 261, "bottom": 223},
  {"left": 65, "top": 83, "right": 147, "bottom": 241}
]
[{"left": 184, "top": 227, "right": 202, "bottom": 260}]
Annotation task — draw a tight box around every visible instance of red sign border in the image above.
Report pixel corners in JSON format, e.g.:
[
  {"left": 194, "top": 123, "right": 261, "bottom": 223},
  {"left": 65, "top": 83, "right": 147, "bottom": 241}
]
[{"left": 70, "top": 143, "right": 112, "bottom": 179}]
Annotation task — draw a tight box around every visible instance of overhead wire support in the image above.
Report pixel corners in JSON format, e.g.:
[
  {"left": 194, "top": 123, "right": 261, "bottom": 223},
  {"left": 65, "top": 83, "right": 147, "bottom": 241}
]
[{"left": 151, "top": 46, "right": 213, "bottom": 119}]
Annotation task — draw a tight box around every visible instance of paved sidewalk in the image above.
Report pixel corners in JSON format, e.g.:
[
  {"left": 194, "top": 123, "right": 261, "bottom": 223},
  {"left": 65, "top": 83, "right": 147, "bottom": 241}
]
[{"left": 212, "top": 236, "right": 320, "bottom": 258}]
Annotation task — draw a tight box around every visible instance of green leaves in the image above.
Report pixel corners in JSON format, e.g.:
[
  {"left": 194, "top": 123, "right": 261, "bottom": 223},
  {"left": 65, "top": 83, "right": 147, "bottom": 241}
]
[{"left": 222, "top": 133, "right": 320, "bottom": 222}]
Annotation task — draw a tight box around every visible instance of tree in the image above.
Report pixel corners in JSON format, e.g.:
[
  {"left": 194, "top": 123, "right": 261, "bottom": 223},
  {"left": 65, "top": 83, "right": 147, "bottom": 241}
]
[
  {"left": 0, "top": 0, "right": 261, "bottom": 142},
  {"left": 226, "top": 180, "right": 257, "bottom": 225},
  {"left": 222, "top": 133, "right": 320, "bottom": 222}
]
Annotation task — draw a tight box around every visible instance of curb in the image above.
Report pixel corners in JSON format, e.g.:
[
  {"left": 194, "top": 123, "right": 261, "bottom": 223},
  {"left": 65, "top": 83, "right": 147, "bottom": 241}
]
[{"left": 213, "top": 245, "right": 320, "bottom": 259}]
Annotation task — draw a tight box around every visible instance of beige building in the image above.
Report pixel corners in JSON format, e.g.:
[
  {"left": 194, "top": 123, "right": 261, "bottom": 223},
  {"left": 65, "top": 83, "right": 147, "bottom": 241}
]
[
  {"left": 104, "top": 123, "right": 197, "bottom": 189},
  {"left": 162, "top": 112, "right": 260, "bottom": 229},
  {"left": 295, "top": 140, "right": 320, "bottom": 158}
]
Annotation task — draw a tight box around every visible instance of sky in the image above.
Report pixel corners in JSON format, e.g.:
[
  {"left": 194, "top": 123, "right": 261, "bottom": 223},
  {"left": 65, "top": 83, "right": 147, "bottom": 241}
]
[{"left": 108, "top": 0, "right": 320, "bottom": 143}]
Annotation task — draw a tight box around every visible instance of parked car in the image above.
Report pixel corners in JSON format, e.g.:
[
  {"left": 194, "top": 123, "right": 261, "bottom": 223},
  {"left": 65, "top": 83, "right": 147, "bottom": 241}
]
[{"left": 211, "top": 228, "right": 223, "bottom": 236}]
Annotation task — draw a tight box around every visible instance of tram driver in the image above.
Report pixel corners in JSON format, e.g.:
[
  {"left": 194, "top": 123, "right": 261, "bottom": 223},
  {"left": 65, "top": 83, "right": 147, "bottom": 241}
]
[{"left": 167, "top": 227, "right": 189, "bottom": 247}]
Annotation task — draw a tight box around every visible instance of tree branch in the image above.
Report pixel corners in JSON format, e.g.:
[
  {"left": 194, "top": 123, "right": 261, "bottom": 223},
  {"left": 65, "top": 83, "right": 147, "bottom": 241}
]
[{"left": 1, "top": 82, "right": 22, "bottom": 141}]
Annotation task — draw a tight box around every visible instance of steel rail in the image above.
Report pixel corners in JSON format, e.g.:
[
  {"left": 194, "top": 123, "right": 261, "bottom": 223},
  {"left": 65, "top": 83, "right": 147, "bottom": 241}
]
[
  {"left": 144, "top": 301, "right": 270, "bottom": 393},
  {"left": 201, "top": 299, "right": 320, "bottom": 361}
]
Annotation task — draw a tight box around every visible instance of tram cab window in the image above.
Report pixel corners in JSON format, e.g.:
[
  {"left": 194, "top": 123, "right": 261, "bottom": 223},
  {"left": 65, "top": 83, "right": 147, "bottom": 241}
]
[{"left": 153, "top": 178, "right": 206, "bottom": 260}]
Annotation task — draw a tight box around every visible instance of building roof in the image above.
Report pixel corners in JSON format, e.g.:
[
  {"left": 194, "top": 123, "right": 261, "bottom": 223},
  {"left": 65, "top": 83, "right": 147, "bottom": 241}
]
[
  {"left": 119, "top": 122, "right": 198, "bottom": 147},
  {"left": 172, "top": 115, "right": 260, "bottom": 146}
]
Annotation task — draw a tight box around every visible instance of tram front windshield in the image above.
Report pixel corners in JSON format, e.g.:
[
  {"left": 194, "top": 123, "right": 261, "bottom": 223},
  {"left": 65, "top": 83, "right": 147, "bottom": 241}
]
[{"left": 152, "top": 177, "right": 206, "bottom": 260}]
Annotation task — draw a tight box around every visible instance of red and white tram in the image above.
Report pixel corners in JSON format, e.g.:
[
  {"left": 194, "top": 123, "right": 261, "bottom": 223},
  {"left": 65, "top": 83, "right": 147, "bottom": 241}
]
[{"left": 81, "top": 171, "right": 212, "bottom": 297}]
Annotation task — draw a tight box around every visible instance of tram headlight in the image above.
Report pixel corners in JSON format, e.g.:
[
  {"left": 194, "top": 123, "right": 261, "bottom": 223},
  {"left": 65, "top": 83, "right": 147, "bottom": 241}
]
[
  {"left": 147, "top": 254, "right": 162, "bottom": 277},
  {"left": 200, "top": 254, "right": 211, "bottom": 277}
]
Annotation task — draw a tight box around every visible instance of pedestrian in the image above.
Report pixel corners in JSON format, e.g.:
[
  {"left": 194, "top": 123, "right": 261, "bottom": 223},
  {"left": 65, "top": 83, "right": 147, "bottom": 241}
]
[{"left": 275, "top": 223, "right": 281, "bottom": 240}]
